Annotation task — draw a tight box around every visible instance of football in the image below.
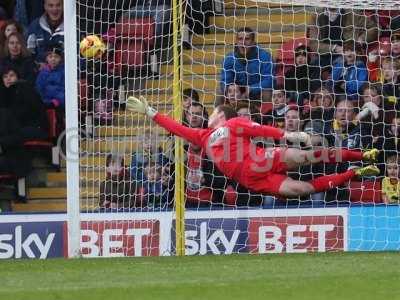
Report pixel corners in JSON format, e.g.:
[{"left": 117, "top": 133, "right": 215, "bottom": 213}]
[{"left": 79, "top": 35, "right": 106, "bottom": 59}]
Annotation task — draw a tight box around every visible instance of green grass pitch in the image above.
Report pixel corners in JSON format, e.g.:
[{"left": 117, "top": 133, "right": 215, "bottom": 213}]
[{"left": 0, "top": 252, "right": 399, "bottom": 300}]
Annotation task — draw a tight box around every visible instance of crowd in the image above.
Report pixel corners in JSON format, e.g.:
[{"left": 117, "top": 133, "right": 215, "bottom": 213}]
[{"left": 1, "top": 1, "right": 399, "bottom": 211}]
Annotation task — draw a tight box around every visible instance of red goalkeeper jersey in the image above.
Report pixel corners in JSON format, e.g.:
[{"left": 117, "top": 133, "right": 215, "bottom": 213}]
[{"left": 153, "top": 113, "right": 286, "bottom": 193}]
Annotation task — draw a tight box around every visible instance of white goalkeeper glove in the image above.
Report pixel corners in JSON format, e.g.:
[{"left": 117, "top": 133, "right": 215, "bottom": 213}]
[
  {"left": 358, "top": 102, "right": 380, "bottom": 120},
  {"left": 126, "top": 96, "right": 157, "bottom": 118},
  {"left": 284, "top": 131, "right": 311, "bottom": 146}
]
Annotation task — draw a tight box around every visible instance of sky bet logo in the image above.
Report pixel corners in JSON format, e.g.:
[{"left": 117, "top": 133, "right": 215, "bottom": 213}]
[{"left": 0, "top": 222, "right": 63, "bottom": 259}]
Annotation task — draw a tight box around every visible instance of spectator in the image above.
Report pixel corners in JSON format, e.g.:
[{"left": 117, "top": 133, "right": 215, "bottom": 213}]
[
  {"left": 35, "top": 44, "right": 65, "bottom": 109},
  {"left": 381, "top": 155, "right": 400, "bottom": 204},
  {"left": 284, "top": 107, "right": 325, "bottom": 205},
  {"left": 220, "top": 27, "right": 274, "bottom": 103},
  {"left": 381, "top": 57, "right": 400, "bottom": 107},
  {"left": 332, "top": 41, "right": 368, "bottom": 99},
  {"left": 130, "top": 133, "right": 170, "bottom": 183},
  {"left": 182, "top": 88, "right": 200, "bottom": 126},
  {"left": 284, "top": 45, "right": 320, "bottom": 106},
  {"left": 374, "top": 116, "right": 400, "bottom": 172},
  {"left": 0, "top": 108, "right": 31, "bottom": 178},
  {"left": 216, "top": 83, "right": 247, "bottom": 107},
  {"left": 262, "top": 89, "right": 290, "bottom": 128},
  {"left": 0, "top": 65, "right": 48, "bottom": 141},
  {"left": 99, "top": 153, "right": 139, "bottom": 209},
  {"left": 1, "top": 32, "right": 37, "bottom": 84},
  {"left": 143, "top": 164, "right": 168, "bottom": 209},
  {"left": 391, "top": 32, "right": 400, "bottom": 59},
  {"left": 308, "top": 8, "right": 378, "bottom": 70},
  {"left": 185, "top": 102, "right": 226, "bottom": 207},
  {"left": 234, "top": 101, "right": 261, "bottom": 123},
  {"left": 27, "top": 0, "right": 64, "bottom": 64},
  {"left": 0, "top": 20, "right": 24, "bottom": 59},
  {"left": 324, "top": 100, "right": 371, "bottom": 201},
  {"left": 14, "top": 0, "right": 45, "bottom": 29}
]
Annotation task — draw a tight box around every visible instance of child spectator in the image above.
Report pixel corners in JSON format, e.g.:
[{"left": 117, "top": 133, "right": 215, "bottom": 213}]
[
  {"left": 35, "top": 44, "right": 65, "bottom": 109},
  {"left": 143, "top": 164, "right": 171, "bottom": 209},
  {"left": 381, "top": 57, "right": 400, "bottom": 109},
  {"left": 1, "top": 32, "right": 37, "bottom": 84},
  {"left": 0, "top": 65, "right": 48, "bottom": 141},
  {"left": 0, "top": 20, "right": 24, "bottom": 59},
  {"left": 382, "top": 155, "right": 400, "bottom": 204},
  {"left": 284, "top": 45, "right": 320, "bottom": 106},
  {"left": 332, "top": 41, "right": 368, "bottom": 100},
  {"left": 99, "top": 153, "right": 138, "bottom": 209}
]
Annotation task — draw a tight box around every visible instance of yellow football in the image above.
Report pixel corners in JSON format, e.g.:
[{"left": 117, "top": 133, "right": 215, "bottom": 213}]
[{"left": 79, "top": 35, "right": 106, "bottom": 59}]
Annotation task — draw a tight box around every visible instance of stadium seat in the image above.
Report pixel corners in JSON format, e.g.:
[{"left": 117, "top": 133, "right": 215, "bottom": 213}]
[
  {"left": 0, "top": 174, "right": 26, "bottom": 202},
  {"left": 23, "top": 109, "right": 60, "bottom": 170},
  {"left": 349, "top": 180, "right": 382, "bottom": 203},
  {"left": 110, "top": 16, "right": 155, "bottom": 73}
]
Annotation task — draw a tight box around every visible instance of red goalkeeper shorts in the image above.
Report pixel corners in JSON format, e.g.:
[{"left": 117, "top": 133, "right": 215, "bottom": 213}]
[{"left": 240, "top": 148, "right": 288, "bottom": 196}]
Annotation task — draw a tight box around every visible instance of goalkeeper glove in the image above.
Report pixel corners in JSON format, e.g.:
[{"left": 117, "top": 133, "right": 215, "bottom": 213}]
[
  {"left": 126, "top": 96, "right": 157, "bottom": 118},
  {"left": 284, "top": 131, "right": 311, "bottom": 146}
]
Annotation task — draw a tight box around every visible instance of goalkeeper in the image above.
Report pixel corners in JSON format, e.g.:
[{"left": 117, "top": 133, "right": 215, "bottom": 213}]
[{"left": 127, "top": 96, "right": 379, "bottom": 198}]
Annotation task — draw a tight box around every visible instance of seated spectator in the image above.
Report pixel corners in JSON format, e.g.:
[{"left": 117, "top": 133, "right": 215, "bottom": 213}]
[
  {"left": 391, "top": 32, "right": 400, "bottom": 59},
  {"left": 0, "top": 108, "right": 31, "bottom": 178},
  {"left": 35, "top": 44, "right": 65, "bottom": 109},
  {"left": 0, "top": 20, "right": 24, "bottom": 59},
  {"left": 182, "top": 88, "right": 200, "bottom": 126},
  {"left": 381, "top": 155, "right": 400, "bottom": 204},
  {"left": 27, "top": 0, "right": 64, "bottom": 64},
  {"left": 303, "top": 86, "right": 335, "bottom": 121},
  {"left": 1, "top": 32, "right": 37, "bottom": 84},
  {"left": 381, "top": 57, "right": 400, "bottom": 108},
  {"left": 284, "top": 45, "right": 320, "bottom": 106},
  {"left": 130, "top": 133, "right": 170, "bottom": 183},
  {"left": 262, "top": 89, "right": 290, "bottom": 128},
  {"left": 216, "top": 83, "right": 247, "bottom": 107},
  {"left": 142, "top": 164, "right": 171, "bottom": 209},
  {"left": 324, "top": 99, "right": 371, "bottom": 201},
  {"left": 185, "top": 100, "right": 227, "bottom": 207},
  {"left": 99, "top": 153, "right": 139, "bottom": 209},
  {"left": 0, "top": 65, "right": 48, "bottom": 141},
  {"left": 220, "top": 27, "right": 273, "bottom": 103},
  {"left": 308, "top": 8, "right": 378, "bottom": 71},
  {"left": 374, "top": 116, "right": 400, "bottom": 172},
  {"left": 332, "top": 41, "right": 368, "bottom": 100}
]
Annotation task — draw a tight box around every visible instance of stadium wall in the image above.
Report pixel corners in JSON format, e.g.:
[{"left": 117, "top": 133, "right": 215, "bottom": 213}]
[{"left": 0, "top": 207, "right": 398, "bottom": 259}]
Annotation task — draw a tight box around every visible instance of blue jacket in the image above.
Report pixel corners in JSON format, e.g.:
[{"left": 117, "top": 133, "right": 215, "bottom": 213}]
[
  {"left": 27, "top": 15, "right": 64, "bottom": 63},
  {"left": 35, "top": 64, "right": 65, "bottom": 106},
  {"left": 332, "top": 59, "right": 368, "bottom": 97},
  {"left": 220, "top": 45, "right": 274, "bottom": 98}
]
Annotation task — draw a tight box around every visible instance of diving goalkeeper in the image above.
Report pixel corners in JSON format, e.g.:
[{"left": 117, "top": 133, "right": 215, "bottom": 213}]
[{"left": 127, "top": 96, "right": 379, "bottom": 198}]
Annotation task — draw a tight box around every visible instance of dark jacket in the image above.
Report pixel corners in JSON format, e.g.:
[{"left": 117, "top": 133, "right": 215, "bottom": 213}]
[
  {"left": 0, "top": 108, "right": 31, "bottom": 177},
  {"left": 284, "top": 63, "right": 320, "bottom": 103},
  {"left": 0, "top": 80, "right": 48, "bottom": 137},
  {"left": 1, "top": 55, "right": 38, "bottom": 85},
  {"left": 36, "top": 64, "right": 65, "bottom": 107}
]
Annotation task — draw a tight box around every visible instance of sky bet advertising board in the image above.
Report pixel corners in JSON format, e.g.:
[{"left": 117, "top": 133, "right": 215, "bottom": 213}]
[{"left": 0, "top": 208, "right": 350, "bottom": 259}]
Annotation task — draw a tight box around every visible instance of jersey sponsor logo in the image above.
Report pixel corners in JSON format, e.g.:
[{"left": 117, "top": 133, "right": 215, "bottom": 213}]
[{"left": 208, "top": 127, "right": 229, "bottom": 146}]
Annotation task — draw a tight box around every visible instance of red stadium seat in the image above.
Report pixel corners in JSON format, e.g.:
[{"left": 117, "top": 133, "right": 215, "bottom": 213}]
[
  {"left": 24, "top": 109, "right": 60, "bottom": 170},
  {"left": 349, "top": 180, "right": 382, "bottom": 203},
  {"left": 110, "top": 16, "right": 155, "bottom": 73}
]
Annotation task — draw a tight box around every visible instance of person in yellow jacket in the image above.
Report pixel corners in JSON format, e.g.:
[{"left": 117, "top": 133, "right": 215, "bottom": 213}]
[{"left": 382, "top": 155, "right": 400, "bottom": 204}]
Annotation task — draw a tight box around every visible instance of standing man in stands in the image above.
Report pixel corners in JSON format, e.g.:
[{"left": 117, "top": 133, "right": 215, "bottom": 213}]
[
  {"left": 220, "top": 27, "right": 274, "bottom": 104},
  {"left": 26, "top": 0, "right": 64, "bottom": 66}
]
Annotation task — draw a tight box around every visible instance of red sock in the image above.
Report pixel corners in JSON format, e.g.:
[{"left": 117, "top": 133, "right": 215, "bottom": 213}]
[
  {"left": 313, "top": 149, "right": 363, "bottom": 164},
  {"left": 309, "top": 170, "right": 356, "bottom": 193}
]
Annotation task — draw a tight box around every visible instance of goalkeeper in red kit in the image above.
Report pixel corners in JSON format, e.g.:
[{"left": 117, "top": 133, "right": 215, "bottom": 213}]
[{"left": 126, "top": 96, "right": 379, "bottom": 198}]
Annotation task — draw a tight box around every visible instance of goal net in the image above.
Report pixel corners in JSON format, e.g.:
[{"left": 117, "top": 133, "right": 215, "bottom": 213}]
[{"left": 68, "top": 0, "right": 400, "bottom": 257}]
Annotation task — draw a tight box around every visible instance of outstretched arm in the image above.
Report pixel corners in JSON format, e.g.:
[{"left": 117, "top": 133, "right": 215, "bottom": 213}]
[
  {"left": 232, "top": 118, "right": 311, "bottom": 145},
  {"left": 126, "top": 96, "right": 204, "bottom": 147}
]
